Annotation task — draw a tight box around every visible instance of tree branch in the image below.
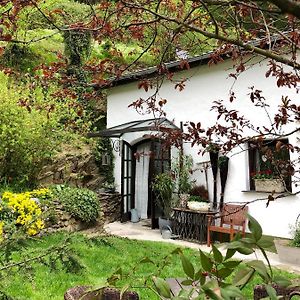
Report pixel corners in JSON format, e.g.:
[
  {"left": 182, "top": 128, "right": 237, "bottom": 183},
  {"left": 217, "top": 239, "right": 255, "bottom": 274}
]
[
  {"left": 265, "top": 0, "right": 300, "bottom": 19},
  {"left": 121, "top": 1, "right": 300, "bottom": 69}
]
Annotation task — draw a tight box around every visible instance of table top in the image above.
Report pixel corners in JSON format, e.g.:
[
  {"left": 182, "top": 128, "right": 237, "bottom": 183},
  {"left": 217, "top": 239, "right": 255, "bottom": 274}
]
[{"left": 173, "top": 207, "right": 218, "bottom": 214}]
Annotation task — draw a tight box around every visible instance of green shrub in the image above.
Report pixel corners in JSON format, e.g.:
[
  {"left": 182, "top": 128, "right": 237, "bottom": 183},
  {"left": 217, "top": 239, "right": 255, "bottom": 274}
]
[
  {"left": 54, "top": 186, "right": 99, "bottom": 223},
  {"left": 291, "top": 221, "right": 300, "bottom": 247},
  {"left": 23, "top": 0, "right": 93, "bottom": 30},
  {"left": 0, "top": 73, "right": 60, "bottom": 185}
]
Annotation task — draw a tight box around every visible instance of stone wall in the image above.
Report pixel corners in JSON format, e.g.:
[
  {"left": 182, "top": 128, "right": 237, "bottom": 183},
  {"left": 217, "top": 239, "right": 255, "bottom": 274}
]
[
  {"left": 46, "top": 192, "right": 121, "bottom": 233},
  {"left": 98, "top": 192, "right": 121, "bottom": 224},
  {"left": 38, "top": 144, "right": 103, "bottom": 191}
]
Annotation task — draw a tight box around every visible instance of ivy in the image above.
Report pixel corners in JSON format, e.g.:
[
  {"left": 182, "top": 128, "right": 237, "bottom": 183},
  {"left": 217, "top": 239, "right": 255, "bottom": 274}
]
[
  {"left": 94, "top": 137, "right": 115, "bottom": 186},
  {"left": 63, "top": 29, "right": 92, "bottom": 67}
]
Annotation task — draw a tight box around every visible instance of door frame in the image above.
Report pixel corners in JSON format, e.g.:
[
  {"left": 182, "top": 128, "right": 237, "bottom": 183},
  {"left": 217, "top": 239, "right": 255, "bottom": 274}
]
[
  {"left": 121, "top": 138, "right": 171, "bottom": 228},
  {"left": 121, "top": 141, "right": 135, "bottom": 222}
]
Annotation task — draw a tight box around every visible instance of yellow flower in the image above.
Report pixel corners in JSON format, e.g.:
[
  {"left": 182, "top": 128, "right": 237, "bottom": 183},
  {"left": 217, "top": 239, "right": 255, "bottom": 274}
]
[
  {"left": 0, "top": 222, "right": 3, "bottom": 241},
  {"left": 1, "top": 188, "right": 47, "bottom": 238}
]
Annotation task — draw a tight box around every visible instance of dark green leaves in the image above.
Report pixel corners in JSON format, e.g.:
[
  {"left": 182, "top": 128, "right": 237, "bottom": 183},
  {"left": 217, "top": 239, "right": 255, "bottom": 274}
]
[
  {"left": 153, "top": 277, "right": 171, "bottom": 299},
  {"left": 248, "top": 214, "right": 262, "bottom": 242},
  {"left": 247, "top": 260, "right": 270, "bottom": 280},
  {"left": 199, "top": 250, "right": 213, "bottom": 272},
  {"left": 180, "top": 254, "right": 195, "bottom": 279},
  {"left": 212, "top": 245, "right": 223, "bottom": 263},
  {"left": 233, "top": 267, "right": 255, "bottom": 286}
]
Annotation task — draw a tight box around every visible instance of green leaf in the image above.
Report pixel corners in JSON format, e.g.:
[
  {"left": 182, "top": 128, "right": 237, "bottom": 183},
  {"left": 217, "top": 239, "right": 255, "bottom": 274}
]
[
  {"left": 257, "top": 238, "right": 275, "bottom": 249},
  {"left": 181, "top": 279, "right": 193, "bottom": 286},
  {"left": 224, "top": 248, "right": 236, "bottom": 260},
  {"left": 199, "top": 250, "right": 213, "bottom": 272},
  {"left": 226, "top": 241, "right": 244, "bottom": 249},
  {"left": 247, "top": 260, "right": 270, "bottom": 280},
  {"left": 240, "top": 237, "right": 256, "bottom": 244},
  {"left": 221, "top": 286, "right": 245, "bottom": 299},
  {"left": 171, "top": 248, "right": 183, "bottom": 255},
  {"left": 153, "top": 277, "right": 171, "bottom": 299},
  {"left": 248, "top": 214, "right": 262, "bottom": 242},
  {"left": 222, "top": 260, "right": 242, "bottom": 268},
  {"left": 233, "top": 267, "right": 255, "bottom": 286},
  {"left": 265, "top": 284, "right": 278, "bottom": 300},
  {"left": 180, "top": 254, "right": 195, "bottom": 279},
  {"left": 194, "top": 270, "right": 204, "bottom": 281},
  {"left": 273, "top": 275, "right": 292, "bottom": 288},
  {"left": 178, "top": 288, "right": 194, "bottom": 298},
  {"left": 139, "top": 257, "right": 155, "bottom": 264},
  {"left": 217, "top": 267, "right": 234, "bottom": 279},
  {"left": 236, "top": 246, "right": 254, "bottom": 255},
  {"left": 212, "top": 245, "right": 223, "bottom": 263},
  {"left": 203, "top": 289, "right": 221, "bottom": 300}
]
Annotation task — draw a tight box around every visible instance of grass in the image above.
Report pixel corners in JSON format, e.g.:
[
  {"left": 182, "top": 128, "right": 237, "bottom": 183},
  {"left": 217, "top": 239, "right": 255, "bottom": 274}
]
[{"left": 0, "top": 232, "right": 298, "bottom": 299}]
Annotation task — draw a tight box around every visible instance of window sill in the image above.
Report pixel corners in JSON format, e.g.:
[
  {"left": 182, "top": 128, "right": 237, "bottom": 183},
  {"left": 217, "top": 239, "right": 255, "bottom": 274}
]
[{"left": 241, "top": 190, "right": 291, "bottom": 195}]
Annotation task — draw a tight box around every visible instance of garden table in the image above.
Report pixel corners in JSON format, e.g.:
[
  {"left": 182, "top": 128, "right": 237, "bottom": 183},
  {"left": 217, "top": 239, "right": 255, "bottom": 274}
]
[{"left": 172, "top": 207, "right": 217, "bottom": 243}]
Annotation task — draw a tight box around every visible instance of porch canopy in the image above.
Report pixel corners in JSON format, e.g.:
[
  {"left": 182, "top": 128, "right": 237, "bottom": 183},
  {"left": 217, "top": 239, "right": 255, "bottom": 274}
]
[{"left": 88, "top": 118, "right": 180, "bottom": 138}]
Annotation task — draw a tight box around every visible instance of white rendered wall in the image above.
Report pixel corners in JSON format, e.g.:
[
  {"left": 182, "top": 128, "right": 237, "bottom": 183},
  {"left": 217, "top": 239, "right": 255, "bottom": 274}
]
[{"left": 107, "top": 58, "right": 300, "bottom": 238}]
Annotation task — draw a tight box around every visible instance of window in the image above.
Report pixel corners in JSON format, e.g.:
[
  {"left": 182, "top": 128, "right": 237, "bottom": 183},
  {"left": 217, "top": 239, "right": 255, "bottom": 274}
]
[{"left": 248, "top": 139, "right": 292, "bottom": 192}]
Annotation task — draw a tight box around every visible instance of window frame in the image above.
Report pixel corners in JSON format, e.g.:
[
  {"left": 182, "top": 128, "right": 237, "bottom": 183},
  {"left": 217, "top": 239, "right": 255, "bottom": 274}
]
[{"left": 248, "top": 139, "right": 292, "bottom": 192}]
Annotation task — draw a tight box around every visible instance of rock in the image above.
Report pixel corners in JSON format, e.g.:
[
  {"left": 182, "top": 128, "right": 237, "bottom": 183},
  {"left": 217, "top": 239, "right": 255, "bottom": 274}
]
[
  {"left": 38, "top": 143, "right": 104, "bottom": 191},
  {"left": 98, "top": 192, "right": 121, "bottom": 223}
]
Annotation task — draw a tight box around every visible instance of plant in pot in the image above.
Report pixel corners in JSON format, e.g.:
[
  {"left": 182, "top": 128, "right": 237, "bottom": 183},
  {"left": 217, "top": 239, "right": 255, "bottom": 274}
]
[
  {"left": 172, "top": 154, "right": 194, "bottom": 208},
  {"left": 187, "top": 185, "right": 210, "bottom": 211},
  {"left": 274, "top": 218, "right": 300, "bottom": 266},
  {"left": 152, "top": 172, "right": 175, "bottom": 232},
  {"left": 251, "top": 169, "right": 285, "bottom": 193}
]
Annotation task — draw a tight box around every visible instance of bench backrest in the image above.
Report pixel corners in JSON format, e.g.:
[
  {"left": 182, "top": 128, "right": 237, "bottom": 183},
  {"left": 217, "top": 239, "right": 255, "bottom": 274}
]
[{"left": 221, "top": 204, "right": 248, "bottom": 227}]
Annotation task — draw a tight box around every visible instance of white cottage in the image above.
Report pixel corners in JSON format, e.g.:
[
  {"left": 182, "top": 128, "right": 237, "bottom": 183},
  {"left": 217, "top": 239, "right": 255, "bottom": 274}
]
[{"left": 96, "top": 53, "right": 300, "bottom": 239}]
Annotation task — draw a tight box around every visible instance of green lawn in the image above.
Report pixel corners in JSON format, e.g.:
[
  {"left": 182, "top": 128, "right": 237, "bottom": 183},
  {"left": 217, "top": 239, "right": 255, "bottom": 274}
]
[{"left": 0, "top": 232, "right": 298, "bottom": 299}]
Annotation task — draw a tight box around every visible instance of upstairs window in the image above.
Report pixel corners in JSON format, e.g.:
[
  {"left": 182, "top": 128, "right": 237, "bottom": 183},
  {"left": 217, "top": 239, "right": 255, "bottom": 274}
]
[{"left": 248, "top": 139, "right": 292, "bottom": 192}]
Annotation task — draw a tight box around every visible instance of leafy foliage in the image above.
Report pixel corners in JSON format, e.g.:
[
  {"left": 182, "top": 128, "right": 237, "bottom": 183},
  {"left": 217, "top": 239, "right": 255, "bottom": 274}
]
[
  {"left": 64, "top": 29, "right": 92, "bottom": 66},
  {"left": 172, "top": 155, "right": 194, "bottom": 194},
  {"left": 0, "top": 74, "right": 60, "bottom": 185},
  {"left": 136, "top": 214, "right": 294, "bottom": 299},
  {"left": 189, "top": 185, "right": 209, "bottom": 202},
  {"left": 53, "top": 185, "right": 99, "bottom": 223},
  {"left": 94, "top": 137, "right": 115, "bottom": 186},
  {"left": 152, "top": 173, "right": 175, "bottom": 218},
  {"left": 290, "top": 219, "right": 300, "bottom": 248},
  {"left": 22, "top": 0, "right": 93, "bottom": 30}
]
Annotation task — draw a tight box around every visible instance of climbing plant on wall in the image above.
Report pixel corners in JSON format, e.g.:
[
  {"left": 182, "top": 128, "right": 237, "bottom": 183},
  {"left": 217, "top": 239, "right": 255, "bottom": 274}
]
[{"left": 94, "top": 137, "right": 115, "bottom": 186}]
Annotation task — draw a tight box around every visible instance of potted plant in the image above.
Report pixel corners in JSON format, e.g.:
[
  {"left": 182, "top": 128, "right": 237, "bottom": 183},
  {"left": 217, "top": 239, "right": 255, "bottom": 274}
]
[
  {"left": 251, "top": 169, "right": 285, "bottom": 193},
  {"left": 187, "top": 185, "right": 210, "bottom": 211},
  {"left": 172, "top": 154, "right": 194, "bottom": 208},
  {"left": 152, "top": 172, "right": 175, "bottom": 231},
  {"left": 274, "top": 218, "right": 300, "bottom": 266}
]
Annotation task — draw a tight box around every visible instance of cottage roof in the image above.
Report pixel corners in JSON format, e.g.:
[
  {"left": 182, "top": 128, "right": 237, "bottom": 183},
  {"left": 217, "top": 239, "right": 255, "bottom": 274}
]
[{"left": 105, "top": 34, "right": 284, "bottom": 87}]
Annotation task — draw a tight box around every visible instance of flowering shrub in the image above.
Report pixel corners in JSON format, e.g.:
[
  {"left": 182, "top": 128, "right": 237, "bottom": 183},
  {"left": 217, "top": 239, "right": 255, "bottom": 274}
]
[
  {"left": 251, "top": 169, "right": 275, "bottom": 179},
  {"left": 0, "top": 188, "right": 50, "bottom": 239}
]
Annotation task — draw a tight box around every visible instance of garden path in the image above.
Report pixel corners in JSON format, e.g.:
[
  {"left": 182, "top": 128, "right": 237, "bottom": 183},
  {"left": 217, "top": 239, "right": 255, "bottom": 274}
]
[{"left": 104, "top": 220, "right": 300, "bottom": 275}]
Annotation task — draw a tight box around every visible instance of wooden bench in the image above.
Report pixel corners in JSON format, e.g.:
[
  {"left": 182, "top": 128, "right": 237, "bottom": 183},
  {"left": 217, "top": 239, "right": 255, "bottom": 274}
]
[{"left": 207, "top": 204, "right": 248, "bottom": 247}]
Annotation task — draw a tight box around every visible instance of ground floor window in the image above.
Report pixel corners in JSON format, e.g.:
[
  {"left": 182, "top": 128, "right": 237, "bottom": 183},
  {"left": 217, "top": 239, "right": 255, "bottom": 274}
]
[{"left": 248, "top": 139, "right": 292, "bottom": 192}]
